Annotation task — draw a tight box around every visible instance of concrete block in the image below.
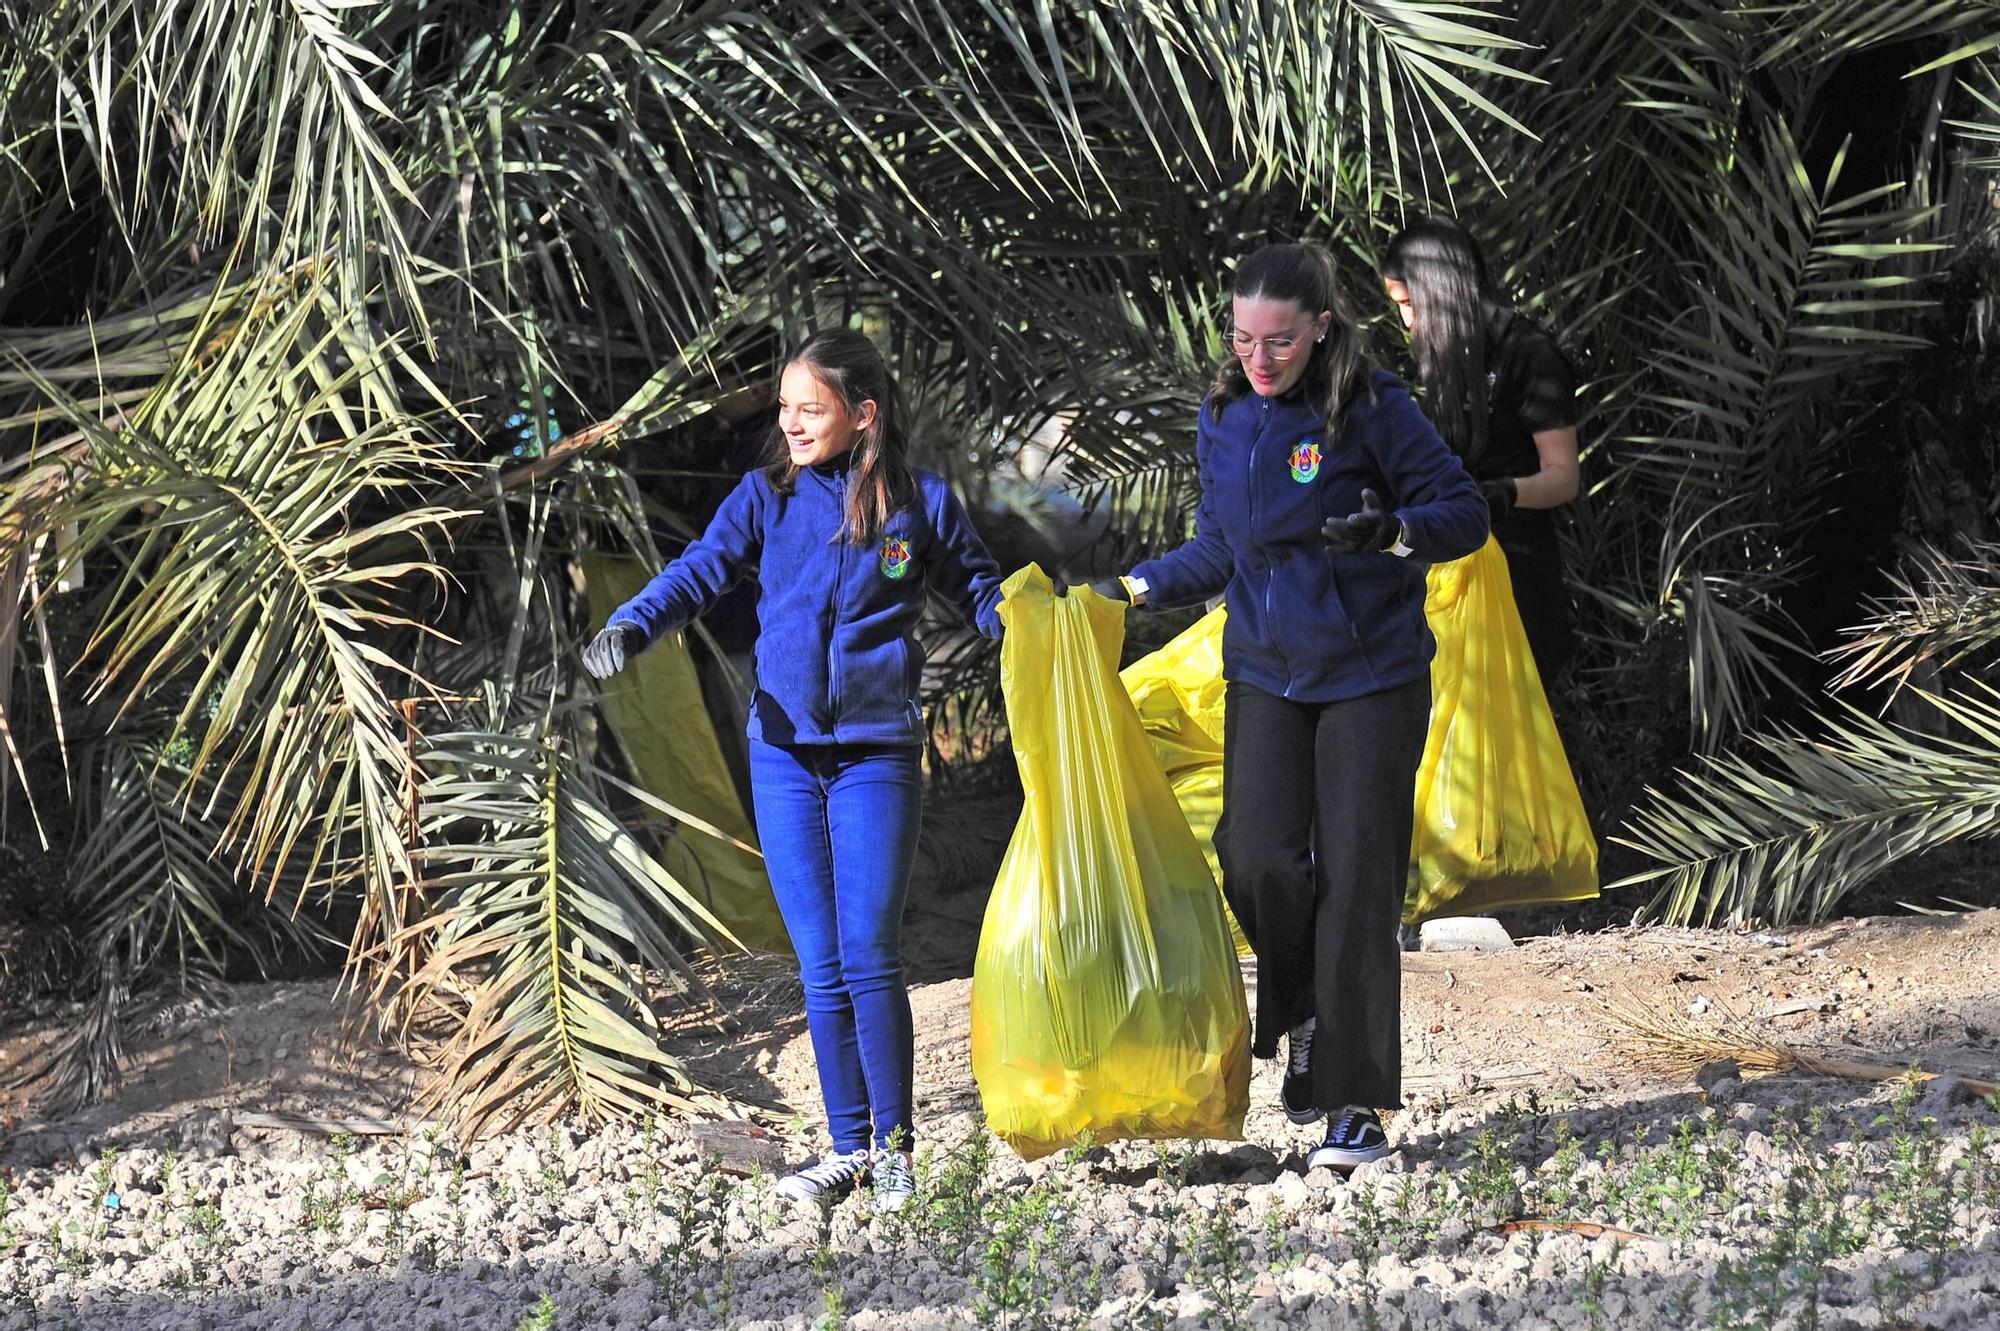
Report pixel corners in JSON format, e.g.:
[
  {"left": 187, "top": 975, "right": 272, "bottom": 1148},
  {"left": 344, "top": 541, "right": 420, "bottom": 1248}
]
[{"left": 1418, "top": 917, "right": 1514, "bottom": 953}]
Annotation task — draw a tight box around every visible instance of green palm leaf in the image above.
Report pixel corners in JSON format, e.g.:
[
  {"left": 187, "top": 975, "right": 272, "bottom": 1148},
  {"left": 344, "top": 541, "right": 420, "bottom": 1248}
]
[
  {"left": 404, "top": 726, "right": 744, "bottom": 1137},
  {"left": 1828, "top": 540, "right": 2000, "bottom": 697},
  {"left": 1614, "top": 683, "right": 2000, "bottom": 927},
  {"left": 2, "top": 279, "right": 469, "bottom": 965},
  {"left": 19, "top": 728, "right": 330, "bottom": 1107}
]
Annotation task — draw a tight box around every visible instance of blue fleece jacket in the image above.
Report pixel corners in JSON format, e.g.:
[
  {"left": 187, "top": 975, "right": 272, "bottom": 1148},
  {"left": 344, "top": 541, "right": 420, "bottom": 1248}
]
[
  {"left": 1130, "top": 369, "right": 1488, "bottom": 702},
  {"left": 606, "top": 458, "right": 1004, "bottom": 746}
]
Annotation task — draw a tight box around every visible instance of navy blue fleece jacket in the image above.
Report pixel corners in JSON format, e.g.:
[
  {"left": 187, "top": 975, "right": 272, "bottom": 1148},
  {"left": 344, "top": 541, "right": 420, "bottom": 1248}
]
[
  {"left": 1130, "top": 369, "right": 1488, "bottom": 702},
  {"left": 606, "top": 458, "right": 1004, "bottom": 746}
]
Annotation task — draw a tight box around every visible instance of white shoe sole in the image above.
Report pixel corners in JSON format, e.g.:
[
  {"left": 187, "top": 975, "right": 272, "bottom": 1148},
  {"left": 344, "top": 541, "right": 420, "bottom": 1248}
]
[
  {"left": 1284, "top": 1102, "right": 1327, "bottom": 1125},
  {"left": 1307, "top": 1141, "right": 1391, "bottom": 1173},
  {"left": 775, "top": 1173, "right": 868, "bottom": 1204}
]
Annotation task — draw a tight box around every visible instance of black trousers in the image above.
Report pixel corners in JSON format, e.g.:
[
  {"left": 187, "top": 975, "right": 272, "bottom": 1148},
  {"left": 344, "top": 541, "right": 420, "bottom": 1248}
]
[
  {"left": 1495, "top": 515, "right": 1575, "bottom": 684},
  {"left": 1215, "top": 675, "right": 1430, "bottom": 1112}
]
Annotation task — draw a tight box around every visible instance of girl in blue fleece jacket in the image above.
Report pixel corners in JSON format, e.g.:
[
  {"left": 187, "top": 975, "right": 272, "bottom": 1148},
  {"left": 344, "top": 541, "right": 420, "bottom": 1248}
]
[
  {"left": 1086, "top": 243, "right": 1488, "bottom": 1173},
  {"left": 582, "top": 329, "right": 1005, "bottom": 1214}
]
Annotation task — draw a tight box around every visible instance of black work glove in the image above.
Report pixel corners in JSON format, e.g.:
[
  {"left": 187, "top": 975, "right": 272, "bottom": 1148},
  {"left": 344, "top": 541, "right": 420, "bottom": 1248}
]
[
  {"left": 1480, "top": 476, "right": 1517, "bottom": 522},
  {"left": 1051, "top": 575, "right": 1130, "bottom": 602},
  {"left": 1321, "top": 488, "right": 1403, "bottom": 555},
  {"left": 582, "top": 622, "right": 645, "bottom": 679}
]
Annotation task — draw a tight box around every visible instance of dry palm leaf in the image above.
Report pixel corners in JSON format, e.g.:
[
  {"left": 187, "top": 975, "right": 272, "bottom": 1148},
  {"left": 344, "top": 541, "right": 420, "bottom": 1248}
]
[{"left": 1606, "top": 997, "right": 1997, "bottom": 1098}]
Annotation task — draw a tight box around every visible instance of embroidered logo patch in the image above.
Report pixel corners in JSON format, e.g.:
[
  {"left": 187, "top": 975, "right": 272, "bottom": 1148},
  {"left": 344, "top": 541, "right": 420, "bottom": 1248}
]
[
  {"left": 879, "top": 535, "right": 912, "bottom": 580},
  {"left": 1288, "top": 440, "right": 1322, "bottom": 483}
]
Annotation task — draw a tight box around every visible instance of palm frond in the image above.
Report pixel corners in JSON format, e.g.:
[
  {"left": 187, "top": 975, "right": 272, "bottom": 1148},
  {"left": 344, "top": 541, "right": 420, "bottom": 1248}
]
[
  {"left": 1942, "top": 50, "right": 2000, "bottom": 167},
  {"left": 24, "top": 0, "right": 420, "bottom": 322},
  {"left": 1613, "top": 682, "right": 2000, "bottom": 928},
  {"left": 19, "top": 727, "right": 329, "bottom": 1107},
  {"left": 1828, "top": 540, "right": 2000, "bottom": 697},
  {"left": 2, "top": 280, "right": 469, "bottom": 972},
  {"left": 403, "top": 726, "right": 743, "bottom": 1138}
]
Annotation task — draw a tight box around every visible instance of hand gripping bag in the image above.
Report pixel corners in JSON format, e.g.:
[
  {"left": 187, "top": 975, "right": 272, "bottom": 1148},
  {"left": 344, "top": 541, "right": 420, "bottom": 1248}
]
[
  {"left": 1407, "top": 536, "right": 1599, "bottom": 921},
  {"left": 970, "top": 568, "right": 1249, "bottom": 1159}
]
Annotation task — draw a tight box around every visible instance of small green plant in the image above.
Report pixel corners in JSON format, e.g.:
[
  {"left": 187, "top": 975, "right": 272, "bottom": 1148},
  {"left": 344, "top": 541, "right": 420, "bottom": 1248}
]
[
  {"left": 300, "top": 1134, "right": 362, "bottom": 1237},
  {"left": 1144, "top": 1140, "right": 1197, "bottom": 1286},
  {"left": 442, "top": 1156, "right": 470, "bottom": 1264},
  {"left": 514, "top": 1293, "right": 558, "bottom": 1331},
  {"left": 647, "top": 1162, "right": 734, "bottom": 1318},
  {"left": 969, "top": 1169, "right": 1079, "bottom": 1331},
  {"left": 1875, "top": 1078, "right": 1955, "bottom": 1284},
  {"left": 538, "top": 1126, "right": 567, "bottom": 1213},
  {"left": 186, "top": 1198, "right": 226, "bottom": 1248},
  {"left": 1346, "top": 1182, "right": 1388, "bottom": 1331},
  {"left": 1262, "top": 1199, "right": 1304, "bottom": 1273},
  {"left": 1578, "top": 1241, "right": 1615, "bottom": 1331},
  {"left": 1532, "top": 1116, "right": 1586, "bottom": 1213},
  {"left": 908, "top": 1123, "right": 993, "bottom": 1263},
  {"left": 809, "top": 1202, "right": 844, "bottom": 1330},
  {"left": 52, "top": 1150, "right": 121, "bottom": 1277},
  {"left": 1184, "top": 1202, "right": 1253, "bottom": 1331},
  {"left": 1459, "top": 1127, "right": 1519, "bottom": 1221},
  {"left": 1710, "top": 1122, "right": 1869, "bottom": 1331}
]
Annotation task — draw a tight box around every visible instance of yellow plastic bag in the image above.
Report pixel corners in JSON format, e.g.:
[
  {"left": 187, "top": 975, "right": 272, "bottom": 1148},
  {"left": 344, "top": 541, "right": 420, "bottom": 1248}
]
[
  {"left": 1408, "top": 536, "right": 1599, "bottom": 921},
  {"left": 584, "top": 556, "right": 791, "bottom": 954},
  {"left": 1111, "top": 544, "right": 1597, "bottom": 926},
  {"left": 971, "top": 568, "right": 1250, "bottom": 1160},
  {"left": 1119, "top": 607, "right": 1251, "bottom": 955}
]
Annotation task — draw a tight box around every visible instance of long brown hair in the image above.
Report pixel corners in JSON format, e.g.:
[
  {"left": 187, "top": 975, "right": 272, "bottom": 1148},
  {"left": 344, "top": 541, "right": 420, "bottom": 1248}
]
[
  {"left": 1209, "top": 243, "right": 1374, "bottom": 439},
  {"left": 1381, "top": 214, "right": 1495, "bottom": 465},
  {"left": 763, "top": 329, "right": 918, "bottom": 544}
]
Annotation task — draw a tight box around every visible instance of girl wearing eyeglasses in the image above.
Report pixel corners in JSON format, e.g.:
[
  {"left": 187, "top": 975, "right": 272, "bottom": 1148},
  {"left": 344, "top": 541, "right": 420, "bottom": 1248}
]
[
  {"left": 1084, "top": 243, "right": 1488, "bottom": 1170},
  {"left": 1380, "top": 214, "right": 1582, "bottom": 682},
  {"left": 583, "top": 329, "right": 1006, "bottom": 1214}
]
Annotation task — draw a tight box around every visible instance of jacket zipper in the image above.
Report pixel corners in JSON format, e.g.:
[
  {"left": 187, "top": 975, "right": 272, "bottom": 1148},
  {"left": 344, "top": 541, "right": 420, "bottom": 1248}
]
[
  {"left": 827, "top": 473, "right": 846, "bottom": 735},
  {"left": 1249, "top": 397, "right": 1294, "bottom": 698}
]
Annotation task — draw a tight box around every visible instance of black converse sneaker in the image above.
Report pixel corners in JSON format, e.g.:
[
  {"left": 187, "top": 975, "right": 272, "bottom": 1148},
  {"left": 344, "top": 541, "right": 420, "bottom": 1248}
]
[
  {"left": 775, "top": 1148, "right": 871, "bottom": 1203},
  {"left": 1280, "top": 1017, "right": 1323, "bottom": 1124},
  {"left": 1308, "top": 1106, "right": 1391, "bottom": 1172}
]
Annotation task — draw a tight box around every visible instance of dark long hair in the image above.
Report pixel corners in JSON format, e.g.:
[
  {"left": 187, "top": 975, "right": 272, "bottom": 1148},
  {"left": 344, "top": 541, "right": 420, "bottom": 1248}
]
[
  {"left": 763, "top": 329, "right": 918, "bottom": 544},
  {"left": 1380, "top": 214, "right": 1495, "bottom": 465},
  {"left": 1209, "top": 243, "right": 1373, "bottom": 436}
]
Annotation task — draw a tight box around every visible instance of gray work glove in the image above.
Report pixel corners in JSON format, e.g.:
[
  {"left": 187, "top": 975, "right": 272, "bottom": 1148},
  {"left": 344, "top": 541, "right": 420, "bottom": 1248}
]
[{"left": 582, "top": 623, "right": 645, "bottom": 679}]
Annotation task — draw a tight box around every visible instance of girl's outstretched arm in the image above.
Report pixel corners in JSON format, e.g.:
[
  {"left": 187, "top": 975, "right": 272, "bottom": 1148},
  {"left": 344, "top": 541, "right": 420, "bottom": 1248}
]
[
  {"left": 608, "top": 473, "right": 766, "bottom": 641},
  {"left": 1128, "top": 420, "right": 1233, "bottom": 607}
]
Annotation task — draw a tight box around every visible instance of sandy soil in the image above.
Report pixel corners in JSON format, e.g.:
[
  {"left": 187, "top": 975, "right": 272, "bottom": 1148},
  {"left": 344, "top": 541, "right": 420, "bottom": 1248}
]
[{"left": 2, "top": 892, "right": 1997, "bottom": 1329}]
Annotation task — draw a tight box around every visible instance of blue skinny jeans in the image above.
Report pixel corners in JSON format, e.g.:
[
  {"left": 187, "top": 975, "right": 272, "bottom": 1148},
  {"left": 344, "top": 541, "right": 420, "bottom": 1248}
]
[{"left": 749, "top": 739, "right": 923, "bottom": 1153}]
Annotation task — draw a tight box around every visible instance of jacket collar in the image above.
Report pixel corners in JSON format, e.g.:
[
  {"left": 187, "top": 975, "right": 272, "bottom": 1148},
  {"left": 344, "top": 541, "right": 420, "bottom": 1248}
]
[{"left": 803, "top": 450, "right": 856, "bottom": 490}]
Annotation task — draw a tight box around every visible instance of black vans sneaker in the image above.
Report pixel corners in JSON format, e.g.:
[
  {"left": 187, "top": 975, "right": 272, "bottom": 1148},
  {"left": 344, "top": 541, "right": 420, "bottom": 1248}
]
[
  {"left": 1280, "top": 1017, "right": 1323, "bottom": 1124},
  {"left": 1307, "top": 1106, "right": 1391, "bottom": 1172}
]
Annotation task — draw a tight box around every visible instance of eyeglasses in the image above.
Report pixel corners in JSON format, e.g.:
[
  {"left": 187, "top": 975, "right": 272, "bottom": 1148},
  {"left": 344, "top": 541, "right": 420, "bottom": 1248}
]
[{"left": 1225, "top": 323, "right": 1317, "bottom": 362}]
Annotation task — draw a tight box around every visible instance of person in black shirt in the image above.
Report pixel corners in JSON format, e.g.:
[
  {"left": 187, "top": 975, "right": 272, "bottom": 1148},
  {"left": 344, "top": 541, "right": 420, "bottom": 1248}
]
[{"left": 1380, "top": 215, "right": 1581, "bottom": 681}]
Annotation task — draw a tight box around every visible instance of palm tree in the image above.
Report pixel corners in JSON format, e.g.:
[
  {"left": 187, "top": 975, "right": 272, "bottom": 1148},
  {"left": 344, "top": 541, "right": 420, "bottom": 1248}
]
[
  {"left": 0, "top": 0, "right": 1538, "bottom": 1127},
  {"left": 6, "top": 0, "right": 1997, "bottom": 1130}
]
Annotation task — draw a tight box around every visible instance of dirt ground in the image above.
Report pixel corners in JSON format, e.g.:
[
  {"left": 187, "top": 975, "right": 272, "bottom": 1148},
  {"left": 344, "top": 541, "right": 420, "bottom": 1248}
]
[
  {"left": 8, "top": 902, "right": 2000, "bottom": 1164},
  {"left": 2, "top": 884, "right": 1997, "bottom": 1329}
]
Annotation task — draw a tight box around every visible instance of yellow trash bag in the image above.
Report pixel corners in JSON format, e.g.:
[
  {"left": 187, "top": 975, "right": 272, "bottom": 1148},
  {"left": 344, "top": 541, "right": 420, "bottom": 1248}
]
[
  {"left": 971, "top": 568, "right": 1250, "bottom": 1160},
  {"left": 1118, "top": 607, "right": 1251, "bottom": 955},
  {"left": 1408, "top": 536, "right": 1599, "bottom": 921},
  {"left": 584, "top": 555, "right": 791, "bottom": 954}
]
